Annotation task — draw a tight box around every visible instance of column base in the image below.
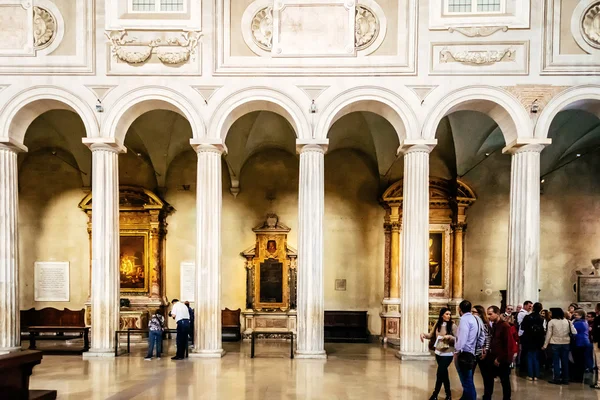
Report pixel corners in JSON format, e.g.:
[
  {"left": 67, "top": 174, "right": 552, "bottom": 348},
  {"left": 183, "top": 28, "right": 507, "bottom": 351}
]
[
  {"left": 395, "top": 351, "right": 433, "bottom": 361},
  {"left": 0, "top": 346, "right": 21, "bottom": 355},
  {"left": 294, "top": 350, "right": 327, "bottom": 359},
  {"left": 82, "top": 350, "right": 117, "bottom": 359},
  {"left": 189, "top": 349, "right": 226, "bottom": 358}
]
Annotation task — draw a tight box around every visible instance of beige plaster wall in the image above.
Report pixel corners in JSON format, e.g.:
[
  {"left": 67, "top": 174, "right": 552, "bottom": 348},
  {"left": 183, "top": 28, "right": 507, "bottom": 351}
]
[
  {"left": 18, "top": 150, "right": 89, "bottom": 311},
  {"left": 48, "top": 0, "right": 77, "bottom": 57}
]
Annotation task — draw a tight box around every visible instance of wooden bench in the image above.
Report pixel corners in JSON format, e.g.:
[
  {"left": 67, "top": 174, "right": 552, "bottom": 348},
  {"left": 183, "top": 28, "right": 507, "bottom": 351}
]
[
  {"left": 20, "top": 308, "right": 87, "bottom": 354},
  {"left": 0, "top": 350, "right": 56, "bottom": 400},
  {"left": 222, "top": 308, "right": 241, "bottom": 342},
  {"left": 28, "top": 327, "right": 90, "bottom": 354},
  {"left": 324, "top": 311, "right": 369, "bottom": 343}
]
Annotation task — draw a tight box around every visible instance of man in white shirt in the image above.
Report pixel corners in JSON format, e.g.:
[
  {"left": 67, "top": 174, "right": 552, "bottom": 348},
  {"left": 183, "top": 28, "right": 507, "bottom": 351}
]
[{"left": 170, "top": 298, "right": 191, "bottom": 360}]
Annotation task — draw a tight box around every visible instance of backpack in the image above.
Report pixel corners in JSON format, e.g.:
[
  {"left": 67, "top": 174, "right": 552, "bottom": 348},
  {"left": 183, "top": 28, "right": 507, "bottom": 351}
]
[{"left": 530, "top": 321, "right": 545, "bottom": 345}]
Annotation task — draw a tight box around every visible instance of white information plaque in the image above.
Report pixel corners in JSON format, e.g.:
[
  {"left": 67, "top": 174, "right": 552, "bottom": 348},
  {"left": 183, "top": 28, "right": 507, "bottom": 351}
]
[
  {"left": 180, "top": 261, "right": 195, "bottom": 302},
  {"left": 34, "top": 262, "right": 70, "bottom": 302}
]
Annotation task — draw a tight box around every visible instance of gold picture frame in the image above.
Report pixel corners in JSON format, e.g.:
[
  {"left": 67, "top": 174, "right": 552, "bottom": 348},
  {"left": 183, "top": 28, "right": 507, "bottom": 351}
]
[
  {"left": 428, "top": 231, "right": 445, "bottom": 289},
  {"left": 119, "top": 231, "right": 150, "bottom": 293},
  {"left": 254, "top": 235, "right": 289, "bottom": 311}
]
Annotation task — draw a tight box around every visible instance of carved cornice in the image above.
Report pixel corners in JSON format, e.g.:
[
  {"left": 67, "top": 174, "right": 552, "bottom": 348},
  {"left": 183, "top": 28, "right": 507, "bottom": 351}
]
[
  {"left": 440, "top": 48, "right": 515, "bottom": 65},
  {"left": 105, "top": 30, "right": 202, "bottom": 66},
  {"left": 448, "top": 26, "right": 508, "bottom": 38}
]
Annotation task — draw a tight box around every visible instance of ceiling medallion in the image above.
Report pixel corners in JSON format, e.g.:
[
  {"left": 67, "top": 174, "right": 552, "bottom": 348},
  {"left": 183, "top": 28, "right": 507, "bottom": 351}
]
[
  {"left": 582, "top": 2, "right": 600, "bottom": 49},
  {"left": 33, "top": 6, "right": 56, "bottom": 49},
  {"left": 355, "top": 5, "right": 379, "bottom": 50},
  {"left": 251, "top": 6, "right": 273, "bottom": 51}
]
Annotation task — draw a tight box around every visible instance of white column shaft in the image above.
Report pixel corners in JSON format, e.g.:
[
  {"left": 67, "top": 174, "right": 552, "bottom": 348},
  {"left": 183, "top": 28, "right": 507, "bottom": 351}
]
[
  {"left": 0, "top": 147, "right": 20, "bottom": 353},
  {"left": 296, "top": 144, "right": 326, "bottom": 358},
  {"left": 89, "top": 146, "right": 120, "bottom": 355},
  {"left": 507, "top": 145, "right": 543, "bottom": 306},
  {"left": 192, "top": 145, "right": 224, "bottom": 358},
  {"left": 399, "top": 146, "right": 431, "bottom": 359}
]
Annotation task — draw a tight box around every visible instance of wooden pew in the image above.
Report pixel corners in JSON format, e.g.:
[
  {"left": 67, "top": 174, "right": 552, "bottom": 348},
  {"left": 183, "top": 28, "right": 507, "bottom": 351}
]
[
  {"left": 324, "top": 311, "right": 370, "bottom": 343},
  {"left": 222, "top": 308, "right": 241, "bottom": 342},
  {"left": 0, "top": 350, "right": 56, "bottom": 400},
  {"left": 20, "top": 308, "right": 88, "bottom": 354}
]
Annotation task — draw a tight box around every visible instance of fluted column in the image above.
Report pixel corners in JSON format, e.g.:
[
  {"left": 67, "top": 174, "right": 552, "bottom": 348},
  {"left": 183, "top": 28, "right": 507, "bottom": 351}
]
[
  {"left": 0, "top": 142, "right": 25, "bottom": 354},
  {"left": 84, "top": 141, "right": 122, "bottom": 358},
  {"left": 296, "top": 141, "right": 327, "bottom": 359},
  {"left": 190, "top": 142, "right": 226, "bottom": 358},
  {"left": 398, "top": 142, "right": 435, "bottom": 360},
  {"left": 506, "top": 144, "right": 544, "bottom": 307},
  {"left": 451, "top": 223, "right": 465, "bottom": 303}
]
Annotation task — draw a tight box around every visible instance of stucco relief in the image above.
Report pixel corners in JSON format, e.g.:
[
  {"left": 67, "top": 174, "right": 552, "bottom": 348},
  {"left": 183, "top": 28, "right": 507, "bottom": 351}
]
[
  {"left": 440, "top": 48, "right": 515, "bottom": 65},
  {"left": 251, "top": 6, "right": 273, "bottom": 50},
  {"left": 105, "top": 30, "right": 201, "bottom": 66},
  {"left": 447, "top": 26, "right": 508, "bottom": 38},
  {"left": 354, "top": 5, "right": 378, "bottom": 49},
  {"left": 33, "top": 6, "right": 56, "bottom": 49},
  {"left": 582, "top": 2, "right": 600, "bottom": 49}
]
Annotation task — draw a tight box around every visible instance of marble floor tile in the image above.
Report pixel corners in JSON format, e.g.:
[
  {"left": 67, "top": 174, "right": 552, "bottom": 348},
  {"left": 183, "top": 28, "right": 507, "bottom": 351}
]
[{"left": 26, "top": 341, "right": 600, "bottom": 400}]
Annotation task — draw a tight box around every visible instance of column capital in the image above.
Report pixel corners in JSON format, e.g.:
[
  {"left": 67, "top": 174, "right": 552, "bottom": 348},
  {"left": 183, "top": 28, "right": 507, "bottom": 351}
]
[
  {"left": 397, "top": 139, "right": 437, "bottom": 156},
  {"left": 190, "top": 138, "right": 227, "bottom": 155},
  {"left": 82, "top": 138, "right": 126, "bottom": 153},
  {"left": 296, "top": 139, "right": 328, "bottom": 154},
  {"left": 0, "top": 137, "right": 27, "bottom": 153},
  {"left": 502, "top": 138, "right": 551, "bottom": 155}
]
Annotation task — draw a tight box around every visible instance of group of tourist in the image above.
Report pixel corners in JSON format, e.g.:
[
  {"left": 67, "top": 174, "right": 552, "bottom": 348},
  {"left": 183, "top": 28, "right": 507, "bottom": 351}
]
[
  {"left": 143, "top": 298, "right": 195, "bottom": 361},
  {"left": 421, "top": 300, "right": 600, "bottom": 400}
]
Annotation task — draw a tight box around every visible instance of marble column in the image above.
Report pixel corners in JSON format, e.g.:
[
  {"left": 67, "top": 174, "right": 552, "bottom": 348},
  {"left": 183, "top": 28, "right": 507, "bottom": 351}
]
[
  {"left": 296, "top": 141, "right": 327, "bottom": 359},
  {"left": 398, "top": 142, "right": 434, "bottom": 360},
  {"left": 190, "top": 142, "right": 226, "bottom": 358},
  {"left": 0, "top": 142, "right": 25, "bottom": 354},
  {"left": 506, "top": 144, "right": 544, "bottom": 307},
  {"left": 85, "top": 142, "right": 122, "bottom": 358}
]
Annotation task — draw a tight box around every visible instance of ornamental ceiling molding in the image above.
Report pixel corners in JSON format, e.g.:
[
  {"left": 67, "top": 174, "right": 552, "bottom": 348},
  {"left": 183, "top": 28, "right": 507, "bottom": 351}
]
[
  {"left": 105, "top": 30, "right": 202, "bottom": 66},
  {"left": 447, "top": 26, "right": 508, "bottom": 38},
  {"left": 501, "top": 85, "right": 569, "bottom": 115},
  {"left": 440, "top": 48, "right": 515, "bottom": 65},
  {"left": 245, "top": 1, "right": 382, "bottom": 55},
  {"left": 581, "top": 1, "right": 600, "bottom": 49}
]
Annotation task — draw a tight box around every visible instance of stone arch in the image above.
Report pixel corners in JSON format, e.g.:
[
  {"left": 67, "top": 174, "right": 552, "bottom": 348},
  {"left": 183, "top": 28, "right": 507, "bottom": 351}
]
[
  {"left": 534, "top": 85, "right": 600, "bottom": 139},
  {"left": 0, "top": 86, "right": 99, "bottom": 146},
  {"left": 422, "top": 86, "right": 532, "bottom": 145},
  {"left": 209, "top": 87, "right": 310, "bottom": 140},
  {"left": 103, "top": 86, "right": 205, "bottom": 144},
  {"left": 316, "top": 87, "right": 420, "bottom": 142}
]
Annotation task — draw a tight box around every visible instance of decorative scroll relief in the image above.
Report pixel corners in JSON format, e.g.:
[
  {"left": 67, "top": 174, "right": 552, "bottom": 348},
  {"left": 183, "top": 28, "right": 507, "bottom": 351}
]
[
  {"left": 105, "top": 30, "right": 202, "bottom": 65},
  {"left": 33, "top": 6, "right": 55, "bottom": 49},
  {"left": 0, "top": 1, "right": 34, "bottom": 56},
  {"left": 448, "top": 26, "right": 508, "bottom": 38},
  {"left": 271, "top": 0, "right": 356, "bottom": 57},
  {"left": 582, "top": 2, "right": 600, "bottom": 49},
  {"left": 440, "top": 48, "right": 515, "bottom": 65}
]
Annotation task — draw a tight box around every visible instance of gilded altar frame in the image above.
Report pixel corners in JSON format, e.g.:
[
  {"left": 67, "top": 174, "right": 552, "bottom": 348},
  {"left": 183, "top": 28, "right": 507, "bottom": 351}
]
[{"left": 118, "top": 231, "right": 150, "bottom": 293}]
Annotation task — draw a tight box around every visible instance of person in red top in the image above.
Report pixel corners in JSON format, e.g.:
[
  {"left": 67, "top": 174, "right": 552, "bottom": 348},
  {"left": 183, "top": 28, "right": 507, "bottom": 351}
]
[{"left": 487, "top": 306, "right": 513, "bottom": 400}]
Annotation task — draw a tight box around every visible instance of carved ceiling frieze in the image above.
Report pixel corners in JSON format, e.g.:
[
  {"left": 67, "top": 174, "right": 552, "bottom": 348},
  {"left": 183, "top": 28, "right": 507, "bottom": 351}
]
[
  {"left": 105, "top": 30, "right": 202, "bottom": 66},
  {"left": 582, "top": 2, "right": 600, "bottom": 49},
  {"left": 447, "top": 26, "right": 508, "bottom": 38},
  {"left": 33, "top": 6, "right": 56, "bottom": 49},
  {"left": 440, "top": 48, "right": 515, "bottom": 65},
  {"left": 501, "top": 85, "right": 569, "bottom": 114}
]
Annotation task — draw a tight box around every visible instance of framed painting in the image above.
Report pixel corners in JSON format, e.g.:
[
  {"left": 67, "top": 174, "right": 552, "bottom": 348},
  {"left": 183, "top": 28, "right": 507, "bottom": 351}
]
[
  {"left": 428, "top": 231, "right": 445, "bottom": 288},
  {"left": 119, "top": 232, "right": 150, "bottom": 293}
]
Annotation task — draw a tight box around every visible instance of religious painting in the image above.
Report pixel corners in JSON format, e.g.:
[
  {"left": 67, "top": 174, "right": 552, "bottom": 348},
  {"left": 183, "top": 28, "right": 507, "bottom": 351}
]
[
  {"left": 259, "top": 259, "right": 283, "bottom": 303},
  {"left": 120, "top": 234, "right": 149, "bottom": 293},
  {"left": 428, "top": 232, "right": 444, "bottom": 288}
]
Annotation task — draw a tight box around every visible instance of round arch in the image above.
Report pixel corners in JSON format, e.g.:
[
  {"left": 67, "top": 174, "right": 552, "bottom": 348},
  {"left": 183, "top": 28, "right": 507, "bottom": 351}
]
[
  {"left": 103, "top": 86, "right": 205, "bottom": 144},
  {"left": 422, "top": 86, "right": 532, "bottom": 145},
  {"left": 315, "top": 87, "right": 420, "bottom": 143},
  {"left": 0, "top": 86, "right": 99, "bottom": 145},
  {"left": 209, "top": 87, "right": 310, "bottom": 140},
  {"left": 534, "top": 85, "right": 600, "bottom": 139}
]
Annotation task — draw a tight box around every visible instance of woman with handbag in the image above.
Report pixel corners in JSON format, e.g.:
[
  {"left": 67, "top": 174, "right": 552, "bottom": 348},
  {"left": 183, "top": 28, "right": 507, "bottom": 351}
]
[
  {"left": 542, "top": 308, "right": 577, "bottom": 385},
  {"left": 421, "top": 308, "right": 458, "bottom": 400}
]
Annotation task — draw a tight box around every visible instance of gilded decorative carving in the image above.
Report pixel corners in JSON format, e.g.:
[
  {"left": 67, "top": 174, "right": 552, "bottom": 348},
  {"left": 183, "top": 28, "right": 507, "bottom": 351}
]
[
  {"left": 33, "top": 6, "right": 56, "bottom": 49},
  {"left": 448, "top": 26, "right": 508, "bottom": 38},
  {"left": 582, "top": 2, "right": 600, "bottom": 49},
  {"left": 501, "top": 85, "right": 569, "bottom": 115},
  {"left": 105, "top": 30, "right": 202, "bottom": 66},
  {"left": 251, "top": 6, "right": 273, "bottom": 50},
  {"left": 355, "top": 5, "right": 378, "bottom": 50},
  {"left": 440, "top": 48, "right": 515, "bottom": 65}
]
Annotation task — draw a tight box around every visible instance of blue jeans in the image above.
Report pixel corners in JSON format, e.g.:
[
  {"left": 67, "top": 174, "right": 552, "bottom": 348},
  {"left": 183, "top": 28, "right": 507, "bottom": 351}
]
[
  {"left": 457, "top": 361, "right": 477, "bottom": 400},
  {"left": 146, "top": 330, "right": 162, "bottom": 358},
  {"left": 551, "top": 344, "right": 570, "bottom": 382},
  {"left": 527, "top": 349, "right": 540, "bottom": 378}
]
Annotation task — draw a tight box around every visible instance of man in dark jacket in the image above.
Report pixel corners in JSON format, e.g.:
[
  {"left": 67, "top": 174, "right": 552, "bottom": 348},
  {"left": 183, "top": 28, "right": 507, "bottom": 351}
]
[{"left": 487, "top": 306, "right": 513, "bottom": 400}]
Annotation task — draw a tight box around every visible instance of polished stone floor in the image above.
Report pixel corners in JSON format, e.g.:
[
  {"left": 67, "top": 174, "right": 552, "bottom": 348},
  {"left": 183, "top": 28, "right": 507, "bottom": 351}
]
[{"left": 28, "top": 341, "right": 600, "bottom": 400}]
